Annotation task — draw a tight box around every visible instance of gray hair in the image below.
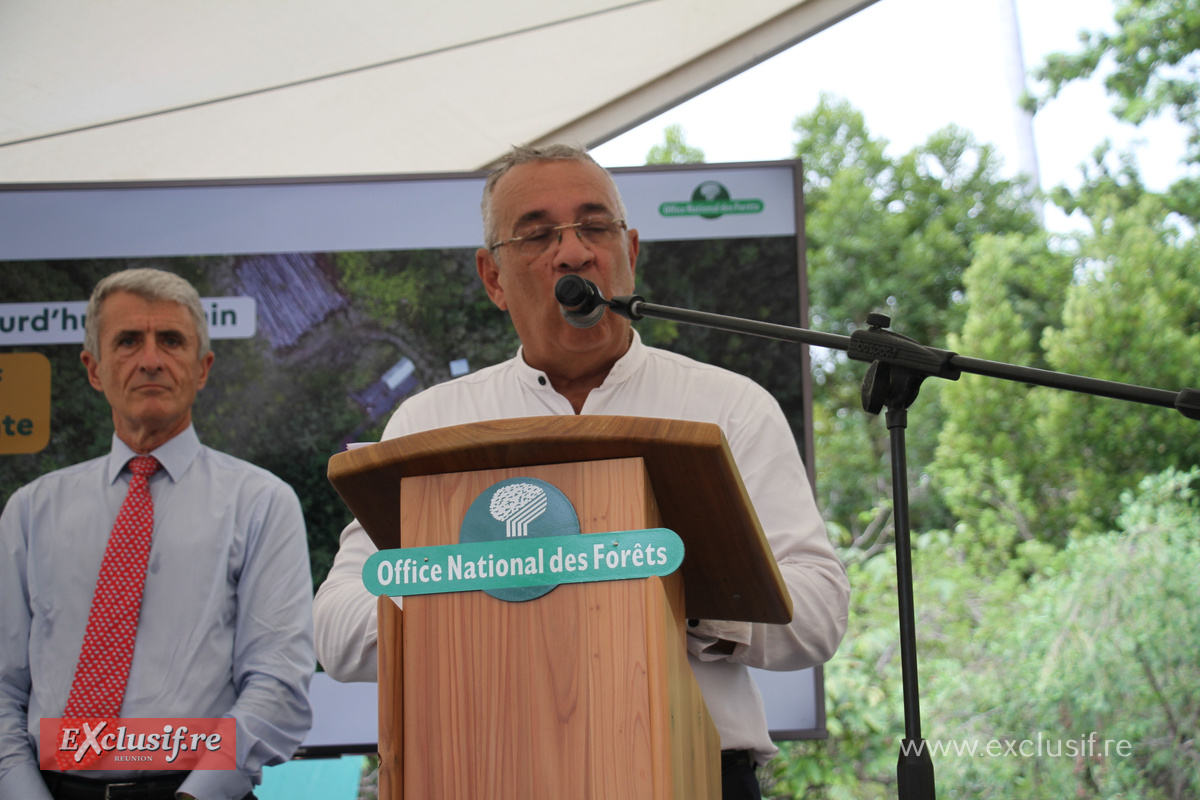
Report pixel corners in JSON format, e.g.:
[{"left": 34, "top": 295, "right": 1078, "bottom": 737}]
[
  {"left": 481, "top": 143, "right": 629, "bottom": 249},
  {"left": 83, "top": 268, "right": 210, "bottom": 358}
]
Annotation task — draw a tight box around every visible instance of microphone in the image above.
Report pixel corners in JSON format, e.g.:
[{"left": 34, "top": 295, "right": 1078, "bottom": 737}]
[{"left": 555, "top": 275, "right": 608, "bottom": 328}]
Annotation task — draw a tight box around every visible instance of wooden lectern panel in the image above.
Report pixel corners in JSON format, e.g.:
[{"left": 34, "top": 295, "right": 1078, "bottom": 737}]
[
  {"left": 378, "top": 595, "right": 403, "bottom": 800},
  {"left": 330, "top": 416, "right": 791, "bottom": 624},
  {"left": 378, "top": 457, "right": 720, "bottom": 800}
]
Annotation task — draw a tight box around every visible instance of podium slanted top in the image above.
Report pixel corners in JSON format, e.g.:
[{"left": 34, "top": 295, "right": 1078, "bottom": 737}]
[{"left": 327, "top": 415, "right": 791, "bottom": 624}]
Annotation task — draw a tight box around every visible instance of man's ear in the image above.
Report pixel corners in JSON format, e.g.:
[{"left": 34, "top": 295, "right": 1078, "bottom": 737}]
[
  {"left": 627, "top": 227, "right": 640, "bottom": 283},
  {"left": 80, "top": 350, "right": 104, "bottom": 392},
  {"left": 196, "top": 351, "right": 215, "bottom": 391},
  {"left": 476, "top": 248, "right": 508, "bottom": 310}
]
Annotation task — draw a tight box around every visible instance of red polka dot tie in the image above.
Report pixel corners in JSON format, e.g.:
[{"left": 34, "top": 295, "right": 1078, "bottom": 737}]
[{"left": 57, "top": 455, "right": 160, "bottom": 770}]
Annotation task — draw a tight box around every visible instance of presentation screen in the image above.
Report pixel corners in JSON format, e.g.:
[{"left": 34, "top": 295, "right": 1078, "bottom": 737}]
[{"left": 0, "top": 160, "right": 823, "bottom": 741}]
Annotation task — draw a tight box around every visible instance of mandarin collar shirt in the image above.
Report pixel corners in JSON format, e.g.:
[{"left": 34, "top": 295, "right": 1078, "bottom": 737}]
[
  {"left": 1, "top": 425, "right": 314, "bottom": 800},
  {"left": 314, "top": 331, "right": 849, "bottom": 765}
]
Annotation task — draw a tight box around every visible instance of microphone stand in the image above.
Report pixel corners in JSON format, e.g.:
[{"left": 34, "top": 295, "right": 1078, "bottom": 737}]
[{"left": 601, "top": 291, "right": 1200, "bottom": 800}]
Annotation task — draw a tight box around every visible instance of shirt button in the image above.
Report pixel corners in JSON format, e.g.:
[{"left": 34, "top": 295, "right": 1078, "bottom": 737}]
[{"left": 538, "top": 376, "right": 547, "bottom": 386}]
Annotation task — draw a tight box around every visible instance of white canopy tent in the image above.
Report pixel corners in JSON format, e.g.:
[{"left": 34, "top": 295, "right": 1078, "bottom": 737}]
[{"left": 0, "top": 0, "right": 875, "bottom": 183}]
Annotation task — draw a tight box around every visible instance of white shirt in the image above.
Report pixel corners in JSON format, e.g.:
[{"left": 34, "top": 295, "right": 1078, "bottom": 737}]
[{"left": 314, "top": 331, "right": 848, "bottom": 764}]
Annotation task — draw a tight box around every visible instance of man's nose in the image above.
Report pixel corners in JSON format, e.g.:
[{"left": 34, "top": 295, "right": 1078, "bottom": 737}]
[
  {"left": 553, "top": 226, "right": 595, "bottom": 271},
  {"left": 138, "top": 340, "right": 165, "bottom": 371}
]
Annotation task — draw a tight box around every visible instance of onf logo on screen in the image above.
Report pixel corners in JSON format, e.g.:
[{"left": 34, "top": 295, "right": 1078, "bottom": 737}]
[{"left": 659, "top": 181, "right": 764, "bottom": 220}]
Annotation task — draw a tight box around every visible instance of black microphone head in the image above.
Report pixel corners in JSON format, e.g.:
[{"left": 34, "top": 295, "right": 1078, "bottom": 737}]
[
  {"left": 555, "top": 275, "right": 607, "bottom": 328},
  {"left": 554, "top": 274, "right": 590, "bottom": 307}
]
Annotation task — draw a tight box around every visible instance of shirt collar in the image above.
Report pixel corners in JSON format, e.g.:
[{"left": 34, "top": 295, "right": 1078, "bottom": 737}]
[
  {"left": 513, "top": 329, "right": 648, "bottom": 392},
  {"left": 599, "top": 329, "right": 647, "bottom": 389},
  {"left": 106, "top": 424, "right": 201, "bottom": 484}
]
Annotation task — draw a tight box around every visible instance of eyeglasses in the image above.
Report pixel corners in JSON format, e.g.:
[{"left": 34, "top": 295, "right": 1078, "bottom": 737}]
[{"left": 488, "top": 218, "right": 627, "bottom": 258}]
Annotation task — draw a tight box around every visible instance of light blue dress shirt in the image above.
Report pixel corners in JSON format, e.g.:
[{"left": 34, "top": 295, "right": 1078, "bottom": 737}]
[{"left": 0, "top": 425, "right": 314, "bottom": 800}]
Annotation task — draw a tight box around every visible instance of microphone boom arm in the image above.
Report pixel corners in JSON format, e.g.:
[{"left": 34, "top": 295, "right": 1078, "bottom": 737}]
[{"left": 608, "top": 294, "right": 1200, "bottom": 419}]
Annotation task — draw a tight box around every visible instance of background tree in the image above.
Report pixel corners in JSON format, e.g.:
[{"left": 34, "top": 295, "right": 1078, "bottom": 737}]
[
  {"left": 645, "top": 123, "right": 705, "bottom": 164},
  {"left": 776, "top": 76, "right": 1200, "bottom": 797},
  {"left": 794, "top": 94, "right": 1041, "bottom": 546},
  {"left": 930, "top": 232, "right": 1076, "bottom": 552},
  {"left": 1039, "top": 192, "right": 1200, "bottom": 531},
  {"left": 1028, "top": 0, "right": 1200, "bottom": 218}
]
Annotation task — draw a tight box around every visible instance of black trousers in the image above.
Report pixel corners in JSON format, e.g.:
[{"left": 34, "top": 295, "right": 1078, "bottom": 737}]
[
  {"left": 42, "top": 771, "right": 256, "bottom": 800},
  {"left": 721, "top": 749, "right": 763, "bottom": 800}
]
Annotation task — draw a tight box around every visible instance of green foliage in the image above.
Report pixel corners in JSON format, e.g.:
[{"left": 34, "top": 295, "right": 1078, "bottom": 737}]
[
  {"left": 772, "top": 469, "right": 1199, "bottom": 798},
  {"left": 781, "top": 72, "right": 1200, "bottom": 797},
  {"left": 932, "top": 151, "right": 1199, "bottom": 544},
  {"left": 767, "top": 552, "right": 905, "bottom": 799},
  {"left": 1028, "top": 0, "right": 1200, "bottom": 218},
  {"left": 935, "top": 468, "right": 1200, "bottom": 798},
  {"left": 795, "top": 95, "right": 1041, "bottom": 547},
  {"left": 645, "top": 123, "right": 705, "bottom": 165},
  {"left": 1041, "top": 194, "right": 1200, "bottom": 531},
  {"left": 337, "top": 249, "right": 518, "bottom": 378},
  {"left": 797, "top": 93, "right": 1039, "bottom": 345},
  {"left": 0, "top": 262, "right": 120, "bottom": 507},
  {"left": 932, "top": 232, "right": 1077, "bottom": 547},
  {"left": 1030, "top": 0, "right": 1200, "bottom": 140},
  {"left": 1049, "top": 142, "right": 1150, "bottom": 220}
]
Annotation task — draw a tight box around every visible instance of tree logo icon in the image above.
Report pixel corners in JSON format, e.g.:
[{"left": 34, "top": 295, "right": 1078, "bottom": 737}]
[
  {"left": 459, "top": 477, "right": 581, "bottom": 601},
  {"left": 489, "top": 482, "right": 548, "bottom": 538}
]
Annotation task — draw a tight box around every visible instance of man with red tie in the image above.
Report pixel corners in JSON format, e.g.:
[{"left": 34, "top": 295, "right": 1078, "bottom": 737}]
[{"left": 0, "top": 269, "right": 314, "bottom": 800}]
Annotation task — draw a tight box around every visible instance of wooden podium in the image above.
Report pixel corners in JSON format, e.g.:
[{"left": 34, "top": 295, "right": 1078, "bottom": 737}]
[{"left": 328, "top": 416, "right": 793, "bottom": 800}]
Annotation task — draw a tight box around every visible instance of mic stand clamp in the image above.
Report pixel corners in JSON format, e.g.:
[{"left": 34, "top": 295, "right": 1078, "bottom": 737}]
[{"left": 851, "top": 313, "right": 961, "bottom": 414}]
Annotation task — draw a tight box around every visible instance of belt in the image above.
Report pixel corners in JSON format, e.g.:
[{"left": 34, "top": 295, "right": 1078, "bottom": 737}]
[
  {"left": 721, "top": 749, "right": 756, "bottom": 770},
  {"left": 41, "top": 771, "right": 188, "bottom": 800}
]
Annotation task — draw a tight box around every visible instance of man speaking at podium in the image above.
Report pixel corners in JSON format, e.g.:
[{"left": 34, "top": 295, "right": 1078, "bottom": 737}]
[{"left": 314, "top": 144, "right": 849, "bottom": 799}]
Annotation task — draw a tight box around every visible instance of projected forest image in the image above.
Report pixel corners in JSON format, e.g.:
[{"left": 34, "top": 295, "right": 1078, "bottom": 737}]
[{"left": 0, "top": 236, "right": 807, "bottom": 589}]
